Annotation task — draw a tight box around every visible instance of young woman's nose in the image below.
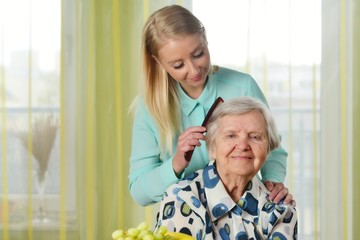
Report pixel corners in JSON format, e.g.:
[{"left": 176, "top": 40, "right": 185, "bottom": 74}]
[{"left": 188, "top": 61, "right": 200, "bottom": 76}]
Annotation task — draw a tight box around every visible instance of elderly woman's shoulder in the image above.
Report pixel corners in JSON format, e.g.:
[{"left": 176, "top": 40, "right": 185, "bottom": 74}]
[
  {"left": 179, "top": 170, "right": 203, "bottom": 186},
  {"left": 165, "top": 168, "right": 206, "bottom": 195}
]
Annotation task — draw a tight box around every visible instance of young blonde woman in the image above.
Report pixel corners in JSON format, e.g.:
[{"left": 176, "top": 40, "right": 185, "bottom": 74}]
[{"left": 129, "top": 5, "right": 294, "bottom": 207}]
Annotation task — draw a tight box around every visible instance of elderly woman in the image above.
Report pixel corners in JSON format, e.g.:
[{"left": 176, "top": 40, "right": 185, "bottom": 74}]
[{"left": 155, "top": 97, "right": 298, "bottom": 239}]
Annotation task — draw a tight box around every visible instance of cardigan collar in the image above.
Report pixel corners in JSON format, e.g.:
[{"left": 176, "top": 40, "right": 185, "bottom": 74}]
[{"left": 178, "top": 76, "right": 217, "bottom": 117}]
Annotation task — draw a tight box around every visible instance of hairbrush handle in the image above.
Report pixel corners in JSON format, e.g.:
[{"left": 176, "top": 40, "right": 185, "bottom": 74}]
[{"left": 185, "top": 97, "right": 224, "bottom": 161}]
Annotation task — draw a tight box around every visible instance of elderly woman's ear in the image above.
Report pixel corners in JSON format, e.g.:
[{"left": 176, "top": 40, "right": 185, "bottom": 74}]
[{"left": 210, "top": 145, "right": 216, "bottom": 160}]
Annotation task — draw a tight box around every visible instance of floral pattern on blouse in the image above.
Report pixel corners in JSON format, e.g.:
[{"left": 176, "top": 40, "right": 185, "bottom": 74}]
[{"left": 156, "top": 161, "right": 298, "bottom": 240}]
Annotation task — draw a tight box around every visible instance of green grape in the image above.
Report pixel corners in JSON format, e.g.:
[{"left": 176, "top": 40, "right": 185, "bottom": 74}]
[
  {"left": 112, "top": 229, "right": 124, "bottom": 239},
  {"left": 124, "top": 237, "right": 135, "bottom": 240},
  {"left": 156, "top": 226, "right": 168, "bottom": 236},
  {"left": 137, "top": 230, "right": 151, "bottom": 239},
  {"left": 127, "top": 228, "right": 141, "bottom": 238},
  {"left": 137, "top": 222, "right": 149, "bottom": 231},
  {"left": 112, "top": 223, "right": 177, "bottom": 240},
  {"left": 153, "top": 232, "right": 164, "bottom": 240},
  {"left": 143, "top": 234, "right": 155, "bottom": 240}
]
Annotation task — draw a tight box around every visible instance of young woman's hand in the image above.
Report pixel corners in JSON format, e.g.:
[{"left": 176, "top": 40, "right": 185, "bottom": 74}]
[
  {"left": 264, "top": 180, "right": 296, "bottom": 206},
  {"left": 172, "top": 126, "right": 206, "bottom": 176}
]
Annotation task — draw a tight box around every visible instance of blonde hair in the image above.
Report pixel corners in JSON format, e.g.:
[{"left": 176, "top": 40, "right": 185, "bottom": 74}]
[{"left": 140, "top": 5, "right": 207, "bottom": 153}]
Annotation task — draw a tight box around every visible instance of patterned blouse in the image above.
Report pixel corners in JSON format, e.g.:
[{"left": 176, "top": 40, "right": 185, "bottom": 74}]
[{"left": 156, "top": 161, "right": 298, "bottom": 240}]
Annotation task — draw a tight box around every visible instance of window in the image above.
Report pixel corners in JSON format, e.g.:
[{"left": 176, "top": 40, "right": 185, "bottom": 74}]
[{"left": 0, "top": 0, "right": 77, "bottom": 230}]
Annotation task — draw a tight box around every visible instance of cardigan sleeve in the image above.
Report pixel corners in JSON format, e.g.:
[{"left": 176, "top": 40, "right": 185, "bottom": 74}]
[{"left": 128, "top": 99, "right": 180, "bottom": 206}]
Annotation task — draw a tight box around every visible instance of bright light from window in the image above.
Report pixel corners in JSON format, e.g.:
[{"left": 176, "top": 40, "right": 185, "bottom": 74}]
[
  {"left": 1, "top": 0, "right": 60, "bottom": 72},
  {"left": 192, "top": 0, "right": 321, "bottom": 66}
]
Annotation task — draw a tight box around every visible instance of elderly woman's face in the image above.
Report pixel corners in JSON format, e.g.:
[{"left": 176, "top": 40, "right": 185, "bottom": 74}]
[{"left": 211, "top": 111, "right": 269, "bottom": 179}]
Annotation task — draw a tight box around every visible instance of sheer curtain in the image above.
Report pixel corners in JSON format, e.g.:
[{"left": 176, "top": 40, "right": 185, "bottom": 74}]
[
  {"left": 321, "top": 0, "right": 359, "bottom": 239},
  {"left": 0, "top": 0, "right": 66, "bottom": 239},
  {"left": 0, "top": 0, "right": 359, "bottom": 240},
  {"left": 71, "top": 0, "right": 143, "bottom": 239},
  {"left": 353, "top": 1, "right": 360, "bottom": 237}
]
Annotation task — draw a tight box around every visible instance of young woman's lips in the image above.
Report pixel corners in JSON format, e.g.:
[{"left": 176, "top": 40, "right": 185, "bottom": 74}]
[{"left": 191, "top": 73, "right": 203, "bottom": 81}]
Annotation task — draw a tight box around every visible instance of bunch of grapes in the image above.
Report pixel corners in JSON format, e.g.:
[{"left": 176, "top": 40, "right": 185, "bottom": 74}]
[{"left": 111, "top": 222, "right": 173, "bottom": 240}]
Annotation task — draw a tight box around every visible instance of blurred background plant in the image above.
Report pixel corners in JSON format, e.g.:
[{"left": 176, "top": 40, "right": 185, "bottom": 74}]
[
  {"left": 18, "top": 113, "right": 59, "bottom": 222},
  {"left": 18, "top": 113, "right": 59, "bottom": 183}
]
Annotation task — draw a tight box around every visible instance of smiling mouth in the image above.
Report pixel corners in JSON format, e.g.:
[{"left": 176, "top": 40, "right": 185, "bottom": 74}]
[
  {"left": 231, "top": 156, "right": 252, "bottom": 160},
  {"left": 191, "top": 73, "right": 203, "bottom": 81}
]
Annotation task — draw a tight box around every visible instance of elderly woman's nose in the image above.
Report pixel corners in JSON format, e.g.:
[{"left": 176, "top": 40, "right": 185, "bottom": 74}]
[{"left": 235, "top": 137, "right": 250, "bottom": 150}]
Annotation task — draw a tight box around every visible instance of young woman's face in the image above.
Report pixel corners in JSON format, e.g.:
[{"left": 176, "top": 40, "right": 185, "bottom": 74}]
[
  {"left": 211, "top": 112, "right": 269, "bottom": 181},
  {"left": 155, "top": 33, "right": 211, "bottom": 99}
]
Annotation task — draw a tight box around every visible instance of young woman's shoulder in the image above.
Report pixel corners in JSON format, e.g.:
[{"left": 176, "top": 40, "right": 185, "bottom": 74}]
[
  {"left": 213, "top": 65, "right": 255, "bottom": 85},
  {"left": 211, "top": 65, "right": 266, "bottom": 101},
  {"left": 129, "top": 95, "right": 145, "bottom": 117},
  {"left": 130, "top": 95, "right": 157, "bottom": 129}
]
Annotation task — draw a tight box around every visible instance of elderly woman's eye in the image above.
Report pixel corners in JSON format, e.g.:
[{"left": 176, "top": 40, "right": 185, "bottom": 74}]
[
  {"left": 249, "top": 134, "right": 262, "bottom": 142},
  {"left": 225, "top": 133, "right": 235, "bottom": 139}
]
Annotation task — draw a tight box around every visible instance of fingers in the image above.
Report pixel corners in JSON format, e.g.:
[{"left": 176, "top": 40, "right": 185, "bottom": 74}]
[
  {"left": 283, "top": 195, "right": 296, "bottom": 206},
  {"left": 173, "top": 126, "right": 207, "bottom": 174},
  {"left": 264, "top": 180, "right": 275, "bottom": 192},
  {"left": 271, "top": 186, "right": 288, "bottom": 204},
  {"left": 177, "top": 126, "right": 206, "bottom": 153},
  {"left": 265, "top": 181, "right": 296, "bottom": 206},
  {"left": 186, "top": 132, "right": 206, "bottom": 146},
  {"left": 266, "top": 182, "right": 288, "bottom": 204},
  {"left": 179, "top": 126, "right": 206, "bottom": 140}
]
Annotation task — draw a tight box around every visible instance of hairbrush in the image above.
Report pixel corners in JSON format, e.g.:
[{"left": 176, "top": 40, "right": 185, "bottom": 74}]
[{"left": 184, "top": 97, "right": 224, "bottom": 161}]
